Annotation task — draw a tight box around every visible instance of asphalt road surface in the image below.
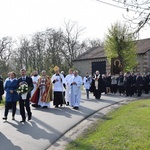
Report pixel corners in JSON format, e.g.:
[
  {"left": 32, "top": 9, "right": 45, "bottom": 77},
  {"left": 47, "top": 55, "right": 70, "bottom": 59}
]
[{"left": 0, "top": 91, "right": 149, "bottom": 150}]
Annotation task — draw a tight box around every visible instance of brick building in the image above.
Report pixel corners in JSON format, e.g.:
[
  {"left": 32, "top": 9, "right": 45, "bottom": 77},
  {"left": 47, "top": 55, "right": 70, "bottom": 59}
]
[{"left": 73, "top": 38, "right": 150, "bottom": 77}]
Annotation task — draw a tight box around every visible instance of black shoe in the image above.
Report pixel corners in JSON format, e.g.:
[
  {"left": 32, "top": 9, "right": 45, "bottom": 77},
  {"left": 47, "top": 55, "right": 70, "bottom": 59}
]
[
  {"left": 60, "top": 104, "right": 63, "bottom": 107},
  {"left": 32, "top": 104, "right": 38, "bottom": 107},
  {"left": 20, "top": 120, "right": 25, "bottom": 123},
  {"left": 73, "top": 106, "right": 79, "bottom": 110},
  {"left": 20, "top": 118, "right": 26, "bottom": 123},
  {"left": 32, "top": 104, "right": 41, "bottom": 108},
  {"left": 2, "top": 117, "right": 7, "bottom": 120},
  {"left": 12, "top": 117, "right": 15, "bottom": 120},
  {"left": 28, "top": 113, "right": 32, "bottom": 121},
  {"left": 42, "top": 106, "right": 48, "bottom": 108},
  {"left": 66, "top": 102, "right": 69, "bottom": 106},
  {"left": 55, "top": 105, "right": 58, "bottom": 108}
]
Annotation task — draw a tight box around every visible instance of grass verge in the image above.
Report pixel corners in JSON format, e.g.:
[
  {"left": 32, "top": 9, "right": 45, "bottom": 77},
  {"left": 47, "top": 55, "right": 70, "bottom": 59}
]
[{"left": 66, "top": 99, "right": 150, "bottom": 150}]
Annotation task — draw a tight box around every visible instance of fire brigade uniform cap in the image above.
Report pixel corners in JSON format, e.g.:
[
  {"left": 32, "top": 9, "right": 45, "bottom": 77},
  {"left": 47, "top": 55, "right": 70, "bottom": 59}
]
[{"left": 54, "top": 66, "right": 59, "bottom": 72}]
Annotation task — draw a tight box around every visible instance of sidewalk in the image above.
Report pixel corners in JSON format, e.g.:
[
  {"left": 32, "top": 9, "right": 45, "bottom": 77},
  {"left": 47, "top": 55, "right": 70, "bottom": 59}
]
[{"left": 0, "top": 91, "right": 150, "bottom": 150}]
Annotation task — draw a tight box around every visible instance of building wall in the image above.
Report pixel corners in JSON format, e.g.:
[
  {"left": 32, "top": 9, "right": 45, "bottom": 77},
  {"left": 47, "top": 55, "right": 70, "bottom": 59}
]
[
  {"left": 73, "top": 60, "right": 91, "bottom": 77},
  {"left": 143, "top": 53, "right": 148, "bottom": 72},
  {"left": 147, "top": 50, "right": 150, "bottom": 72},
  {"left": 73, "top": 50, "right": 150, "bottom": 76},
  {"left": 136, "top": 50, "right": 150, "bottom": 73},
  {"left": 73, "top": 58, "right": 111, "bottom": 77},
  {"left": 136, "top": 55, "right": 144, "bottom": 73}
]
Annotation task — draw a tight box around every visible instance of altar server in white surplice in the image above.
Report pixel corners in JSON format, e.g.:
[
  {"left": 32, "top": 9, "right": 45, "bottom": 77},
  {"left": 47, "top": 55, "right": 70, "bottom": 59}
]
[
  {"left": 31, "top": 71, "right": 40, "bottom": 97},
  {"left": 64, "top": 68, "right": 74, "bottom": 106},
  {"left": 69, "top": 70, "right": 83, "bottom": 110},
  {"left": 51, "top": 66, "right": 65, "bottom": 108}
]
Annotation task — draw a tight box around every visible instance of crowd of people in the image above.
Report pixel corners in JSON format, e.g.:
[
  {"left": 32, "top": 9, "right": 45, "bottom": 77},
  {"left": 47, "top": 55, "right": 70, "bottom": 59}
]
[
  {"left": 0, "top": 67, "right": 150, "bottom": 122},
  {"left": 89, "top": 71, "right": 150, "bottom": 98}
]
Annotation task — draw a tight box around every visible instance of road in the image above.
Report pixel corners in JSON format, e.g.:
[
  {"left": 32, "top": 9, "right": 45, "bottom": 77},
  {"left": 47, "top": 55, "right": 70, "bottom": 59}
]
[{"left": 0, "top": 92, "right": 149, "bottom": 150}]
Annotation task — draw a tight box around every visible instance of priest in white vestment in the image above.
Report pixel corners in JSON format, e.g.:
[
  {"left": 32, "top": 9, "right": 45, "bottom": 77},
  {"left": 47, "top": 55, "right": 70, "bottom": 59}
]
[
  {"left": 69, "top": 70, "right": 83, "bottom": 110},
  {"left": 64, "top": 68, "right": 74, "bottom": 106}
]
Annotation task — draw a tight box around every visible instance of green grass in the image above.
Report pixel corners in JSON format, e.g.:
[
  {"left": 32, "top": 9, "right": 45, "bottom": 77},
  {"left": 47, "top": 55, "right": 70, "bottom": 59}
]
[{"left": 66, "top": 99, "right": 150, "bottom": 150}]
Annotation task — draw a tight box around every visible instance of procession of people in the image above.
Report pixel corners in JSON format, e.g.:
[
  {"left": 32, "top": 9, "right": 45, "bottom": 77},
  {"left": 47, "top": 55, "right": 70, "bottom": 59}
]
[
  {"left": 0, "top": 66, "right": 83, "bottom": 122},
  {"left": 1, "top": 66, "right": 150, "bottom": 122}
]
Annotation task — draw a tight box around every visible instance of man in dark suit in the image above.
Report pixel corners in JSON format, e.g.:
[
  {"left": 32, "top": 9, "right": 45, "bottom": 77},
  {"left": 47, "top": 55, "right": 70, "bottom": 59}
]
[
  {"left": 18, "top": 69, "right": 33, "bottom": 122},
  {"left": 136, "top": 72, "right": 143, "bottom": 97}
]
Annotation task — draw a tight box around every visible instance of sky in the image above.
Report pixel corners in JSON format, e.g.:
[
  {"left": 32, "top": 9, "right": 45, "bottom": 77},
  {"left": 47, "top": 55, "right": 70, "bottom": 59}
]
[{"left": 0, "top": 0, "right": 149, "bottom": 41}]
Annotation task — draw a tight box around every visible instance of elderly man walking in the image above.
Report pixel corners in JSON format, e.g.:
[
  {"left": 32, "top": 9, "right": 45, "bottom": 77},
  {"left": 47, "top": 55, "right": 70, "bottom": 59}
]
[
  {"left": 64, "top": 68, "right": 74, "bottom": 106},
  {"left": 69, "top": 70, "right": 83, "bottom": 110}
]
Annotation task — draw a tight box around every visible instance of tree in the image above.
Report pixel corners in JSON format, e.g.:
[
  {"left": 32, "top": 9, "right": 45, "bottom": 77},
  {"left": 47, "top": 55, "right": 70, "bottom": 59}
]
[
  {"left": 31, "top": 32, "right": 46, "bottom": 73},
  {"left": 2, "top": 21, "right": 92, "bottom": 76},
  {"left": 0, "top": 36, "right": 13, "bottom": 77},
  {"left": 115, "top": 0, "right": 150, "bottom": 35},
  {"left": 81, "top": 38, "right": 103, "bottom": 53},
  {"left": 44, "top": 28, "right": 64, "bottom": 70},
  {"left": 61, "top": 20, "right": 85, "bottom": 67},
  {"left": 9, "top": 48, "right": 20, "bottom": 74},
  {"left": 19, "top": 37, "right": 31, "bottom": 70},
  {"left": 0, "top": 36, "right": 13, "bottom": 61},
  {"left": 104, "top": 22, "right": 137, "bottom": 72}
]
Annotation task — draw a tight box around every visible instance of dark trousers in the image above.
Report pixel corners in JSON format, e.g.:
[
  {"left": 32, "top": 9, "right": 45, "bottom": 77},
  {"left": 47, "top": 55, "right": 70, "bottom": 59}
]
[
  {"left": 53, "top": 92, "right": 64, "bottom": 106},
  {"left": 126, "top": 86, "right": 132, "bottom": 96},
  {"left": 111, "top": 84, "right": 118, "bottom": 94},
  {"left": 143, "top": 85, "right": 149, "bottom": 94},
  {"left": 19, "top": 99, "right": 31, "bottom": 120},
  {"left": 137, "top": 86, "right": 142, "bottom": 96},
  {"left": 94, "top": 90, "right": 101, "bottom": 99},
  {"left": 4, "top": 102, "right": 17, "bottom": 117},
  {"left": 118, "top": 85, "right": 125, "bottom": 94},
  {"left": 86, "top": 89, "right": 90, "bottom": 98},
  {"left": 131, "top": 85, "right": 137, "bottom": 95}
]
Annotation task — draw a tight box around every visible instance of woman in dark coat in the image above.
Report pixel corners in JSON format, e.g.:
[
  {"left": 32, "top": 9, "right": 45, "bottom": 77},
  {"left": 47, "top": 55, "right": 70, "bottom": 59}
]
[{"left": 3, "top": 72, "right": 19, "bottom": 121}]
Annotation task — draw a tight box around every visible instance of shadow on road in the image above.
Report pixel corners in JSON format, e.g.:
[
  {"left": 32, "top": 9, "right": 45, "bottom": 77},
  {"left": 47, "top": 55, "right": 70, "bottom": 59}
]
[{"left": 0, "top": 132, "right": 22, "bottom": 150}]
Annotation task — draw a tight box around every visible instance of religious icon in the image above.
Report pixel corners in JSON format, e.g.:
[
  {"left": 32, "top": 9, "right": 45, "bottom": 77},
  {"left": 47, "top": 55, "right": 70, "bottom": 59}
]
[{"left": 111, "top": 58, "right": 123, "bottom": 74}]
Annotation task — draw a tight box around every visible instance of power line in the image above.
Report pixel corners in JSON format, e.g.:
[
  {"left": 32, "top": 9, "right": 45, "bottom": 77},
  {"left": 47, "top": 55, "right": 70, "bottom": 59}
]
[
  {"left": 112, "top": 0, "right": 150, "bottom": 11},
  {"left": 93, "top": 0, "right": 143, "bottom": 13}
]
